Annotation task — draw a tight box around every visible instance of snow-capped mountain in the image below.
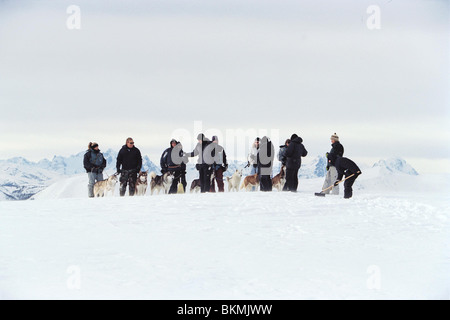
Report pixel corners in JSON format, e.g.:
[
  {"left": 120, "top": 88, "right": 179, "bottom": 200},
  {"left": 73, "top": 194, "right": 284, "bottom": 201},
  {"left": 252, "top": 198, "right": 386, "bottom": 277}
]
[
  {"left": 372, "top": 158, "right": 419, "bottom": 175},
  {"left": 0, "top": 158, "right": 62, "bottom": 200},
  {"left": 0, "top": 149, "right": 160, "bottom": 200}
]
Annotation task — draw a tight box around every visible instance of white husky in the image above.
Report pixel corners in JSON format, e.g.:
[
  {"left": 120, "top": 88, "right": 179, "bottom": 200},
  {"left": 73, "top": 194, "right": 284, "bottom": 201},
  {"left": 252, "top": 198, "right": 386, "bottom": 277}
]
[
  {"left": 93, "top": 174, "right": 118, "bottom": 197},
  {"left": 226, "top": 169, "right": 242, "bottom": 192}
]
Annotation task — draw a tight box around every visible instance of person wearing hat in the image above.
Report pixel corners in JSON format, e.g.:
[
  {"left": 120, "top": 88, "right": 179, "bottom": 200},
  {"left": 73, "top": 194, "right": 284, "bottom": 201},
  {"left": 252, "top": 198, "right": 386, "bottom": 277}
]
[
  {"left": 83, "top": 142, "right": 107, "bottom": 198},
  {"left": 186, "top": 133, "right": 213, "bottom": 193},
  {"left": 160, "top": 138, "right": 188, "bottom": 194},
  {"left": 282, "top": 133, "right": 308, "bottom": 192},
  {"left": 209, "top": 136, "right": 228, "bottom": 192},
  {"left": 322, "top": 133, "right": 344, "bottom": 195}
]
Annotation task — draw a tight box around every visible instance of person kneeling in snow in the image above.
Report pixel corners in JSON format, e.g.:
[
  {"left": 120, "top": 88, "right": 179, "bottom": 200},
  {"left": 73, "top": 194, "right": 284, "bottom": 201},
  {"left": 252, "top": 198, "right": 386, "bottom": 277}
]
[{"left": 334, "top": 156, "right": 362, "bottom": 199}]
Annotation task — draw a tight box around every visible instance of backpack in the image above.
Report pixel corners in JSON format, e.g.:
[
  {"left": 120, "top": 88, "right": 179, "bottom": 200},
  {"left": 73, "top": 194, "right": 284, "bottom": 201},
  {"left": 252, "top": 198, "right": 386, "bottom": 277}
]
[{"left": 90, "top": 151, "right": 104, "bottom": 167}]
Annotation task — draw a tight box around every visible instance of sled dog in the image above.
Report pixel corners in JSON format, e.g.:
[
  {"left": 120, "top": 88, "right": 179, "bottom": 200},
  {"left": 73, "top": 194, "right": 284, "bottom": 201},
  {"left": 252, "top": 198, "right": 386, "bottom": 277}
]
[
  {"left": 240, "top": 173, "right": 260, "bottom": 191},
  {"left": 272, "top": 165, "right": 286, "bottom": 191},
  {"left": 93, "top": 174, "right": 118, "bottom": 197},
  {"left": 190, "top": 170, "right": 215, "bottom": 193},
  {"left": 150, "top": 171, "right": 174, "bottom": 195},
  {"left": 135, "top": 170, "right": 149, "bottom": 196},
  {"left": 226, "top": 169, "right": 242, "bottom": 192}
]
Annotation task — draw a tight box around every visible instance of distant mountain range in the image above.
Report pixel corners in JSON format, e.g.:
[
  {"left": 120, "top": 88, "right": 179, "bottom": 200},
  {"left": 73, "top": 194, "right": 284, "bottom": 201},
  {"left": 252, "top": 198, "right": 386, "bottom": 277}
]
[{"left": 0, "top": 150, "right": 418, "bottom": 201}]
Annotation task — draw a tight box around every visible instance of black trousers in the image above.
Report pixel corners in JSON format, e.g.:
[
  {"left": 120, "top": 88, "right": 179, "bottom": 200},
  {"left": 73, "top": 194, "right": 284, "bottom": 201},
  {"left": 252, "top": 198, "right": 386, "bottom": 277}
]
[
  {"left": 283, "top": 166, "right": 299, "bottom": 192},
  {"left": 259, "top": 175, "right": 272, "bottom": 192},
  {"left": 120, "top": 169, "right": 137, "bottom": 196},
  {"left": 169, "top": 170, "right": 187, "bottom": 194},
  {"left": 344, "top": 174, "right": 358, "bottom": 198},
  {"left": 199, "top": 165, "right": 212, "bottom": 193}
]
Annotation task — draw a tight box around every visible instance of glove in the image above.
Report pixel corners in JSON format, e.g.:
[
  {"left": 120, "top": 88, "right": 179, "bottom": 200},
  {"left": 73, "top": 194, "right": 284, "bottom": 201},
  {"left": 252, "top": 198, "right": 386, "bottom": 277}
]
[
  {"left": 224, "top": 164, "right": 228, "bottom": 171},
  {"left": 334, "top": 181, "right": 339, "bottom": 187},
  {"left": 116, "top": 168, "right": 121, "bottom": 174},
  {"left": 325, "top": 152, "right": 329, "bottom": 158}
]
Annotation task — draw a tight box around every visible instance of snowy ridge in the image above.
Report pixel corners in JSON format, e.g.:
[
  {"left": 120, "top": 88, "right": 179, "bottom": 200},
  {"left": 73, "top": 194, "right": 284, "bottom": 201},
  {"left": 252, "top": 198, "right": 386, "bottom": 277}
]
[
  {"left": 0, "top": 159, "right": 62, "bottom": 200},
  {"left": 31, "top": 157, "right": 431, "bottom": 200},
  {"left": 1, "top": 152, "right": 420, "bottom": 200},
  {"left": 373, "top": 158, "right": 418, "bottom": 175}
]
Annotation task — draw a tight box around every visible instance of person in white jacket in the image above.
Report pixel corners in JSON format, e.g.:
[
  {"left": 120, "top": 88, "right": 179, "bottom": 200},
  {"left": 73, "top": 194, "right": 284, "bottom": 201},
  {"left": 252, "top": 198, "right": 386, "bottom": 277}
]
[{"left": 247, "top": 137, "right": 260, "bottom": 175}]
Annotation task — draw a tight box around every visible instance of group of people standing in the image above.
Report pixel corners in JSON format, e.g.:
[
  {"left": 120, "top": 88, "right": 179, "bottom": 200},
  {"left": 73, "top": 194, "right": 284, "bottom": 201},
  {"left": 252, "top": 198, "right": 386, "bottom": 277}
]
[
  {"left": 159, "top": 134, "right": 228, "bottom": 194},
  {"left": 83, "top": 132, "right": 361, "bottom": 199}
]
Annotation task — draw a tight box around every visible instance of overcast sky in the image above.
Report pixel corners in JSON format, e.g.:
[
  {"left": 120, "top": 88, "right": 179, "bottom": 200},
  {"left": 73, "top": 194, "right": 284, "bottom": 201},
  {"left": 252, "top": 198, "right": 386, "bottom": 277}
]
[{"left": 0, "top": 0, "right": 448, "bottom": 172}]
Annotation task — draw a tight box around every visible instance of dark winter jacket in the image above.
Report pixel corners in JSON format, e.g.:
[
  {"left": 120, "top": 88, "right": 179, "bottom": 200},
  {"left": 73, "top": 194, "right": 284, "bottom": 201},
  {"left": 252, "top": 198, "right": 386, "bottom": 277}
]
[
  {"left": 283, "top": 136, "right": 308, "bottom": 169},
  {"left": 257, "top": 137, "right": 275, "bottom": 177},
  {"left": 327, "top": 141, "right": 344, "bottom": 166},
  {"left": 116, "top": 145, "right": 142, "bottom": 173},
  {"left": 335, "top": 157, "right": 361, "bottom": 181},
  {"left": 278, "top": 145, "right": 288, "bottom": 164},
  {"left": 83, "top": 149, "right": 107, "bottom": 173},
  {"left": 188, "top": 137, "right": 213, "bottom": 165},
  {"left": 211, "top": 143, "right": 228, "bottom": 170},
  {"left": 160, "top": 142, "right": 187, "bottom": 172}
]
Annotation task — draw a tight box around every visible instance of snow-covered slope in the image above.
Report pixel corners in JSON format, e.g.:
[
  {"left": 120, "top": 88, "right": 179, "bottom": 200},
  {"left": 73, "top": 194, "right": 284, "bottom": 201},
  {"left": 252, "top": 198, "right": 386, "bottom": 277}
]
[{"left": 0, "top": 188, "right": 448, "bottom": 299}]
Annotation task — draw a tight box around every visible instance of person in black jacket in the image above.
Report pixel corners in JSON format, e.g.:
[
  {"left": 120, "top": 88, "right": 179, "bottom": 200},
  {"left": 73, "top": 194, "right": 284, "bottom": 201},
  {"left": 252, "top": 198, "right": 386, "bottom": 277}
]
[
  {"left": 334, "top": 156, "right": 362, "bottom": 199},
  {"left": 282, "top": 134, "right": 308, "bottom": 192},
  {"left": 186, "top": 133, "right": 213, "bottom": 193},
  {"left": 322, "top": 133, "right": 344, "bottom": 195},
  {"left": 209, "top": 136, "right": 228, "bottom": 193},
  {"left": 83, "top": 142, "right": 107, "bottom": 198},
  {"left": 257, "top": 136, "right": 275, "bottom": 192},
  {"left": 160, "top": 139, "right": 188, "bottom": 194},
  {"left": 116, "top": 137, "right": 142, "bottom": 197}
]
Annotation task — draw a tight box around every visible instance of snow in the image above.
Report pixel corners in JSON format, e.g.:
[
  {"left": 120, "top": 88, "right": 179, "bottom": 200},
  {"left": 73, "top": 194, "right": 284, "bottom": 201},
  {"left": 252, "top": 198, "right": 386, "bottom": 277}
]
[{"left": 0, "top": 170, "right": 449, "bottom": 299}]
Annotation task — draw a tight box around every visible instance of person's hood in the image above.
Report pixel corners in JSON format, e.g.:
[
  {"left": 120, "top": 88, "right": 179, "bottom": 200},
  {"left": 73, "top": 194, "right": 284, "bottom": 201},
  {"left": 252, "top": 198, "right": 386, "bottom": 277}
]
[
  {"left": 291, "top": 136, "right": 303, "bottom": 144},
  {"left": 170, "top": 139, "right": 178, "bottom": 148}
]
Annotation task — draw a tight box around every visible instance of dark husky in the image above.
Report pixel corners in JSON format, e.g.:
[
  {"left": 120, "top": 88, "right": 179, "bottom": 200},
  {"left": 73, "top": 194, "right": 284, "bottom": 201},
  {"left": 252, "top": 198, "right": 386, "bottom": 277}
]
[
  {"left": 149, "top": 171, "right": 174, "bottom": 195},
  {"left": 135, "top": 170, "right": 149, "bottom": 196}
]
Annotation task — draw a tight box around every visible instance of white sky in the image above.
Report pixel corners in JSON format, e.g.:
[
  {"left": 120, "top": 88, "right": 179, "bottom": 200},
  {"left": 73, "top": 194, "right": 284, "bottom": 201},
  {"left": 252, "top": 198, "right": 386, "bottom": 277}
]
[{"left": 0, "top": 0, "right": 449, "bottom": 173}]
